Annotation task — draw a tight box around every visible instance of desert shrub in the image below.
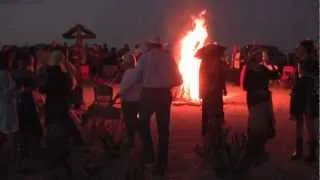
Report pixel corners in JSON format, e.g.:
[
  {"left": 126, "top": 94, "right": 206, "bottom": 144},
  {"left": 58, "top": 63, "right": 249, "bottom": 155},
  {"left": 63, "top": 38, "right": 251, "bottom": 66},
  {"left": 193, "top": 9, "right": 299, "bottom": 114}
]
[{"left": 206, "top": 127, "right": 250, "bottom": 178}]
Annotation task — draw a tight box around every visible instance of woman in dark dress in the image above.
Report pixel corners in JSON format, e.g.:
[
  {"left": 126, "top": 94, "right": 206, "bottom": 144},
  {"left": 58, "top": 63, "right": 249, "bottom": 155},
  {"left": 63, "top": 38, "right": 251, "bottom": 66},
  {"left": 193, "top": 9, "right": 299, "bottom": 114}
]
[
  {"left": 12, "top": 52, "right": 42, "bottom": 158},
  {"left": 289, "top": 40, "right": 319, "bottom": 162},
  {"left": 240, "top": 50, "right": 280, "bottom": 165}
]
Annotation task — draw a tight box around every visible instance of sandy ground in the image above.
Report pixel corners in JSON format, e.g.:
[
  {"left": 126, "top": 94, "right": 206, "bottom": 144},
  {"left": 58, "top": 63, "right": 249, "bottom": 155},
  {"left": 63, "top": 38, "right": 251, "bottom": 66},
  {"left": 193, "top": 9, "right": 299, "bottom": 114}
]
[
  {"left": 0, "top": 84, "right": 317, "bottom": 180},
  {"left": 84, "top": 84, "right": 317, "bottom": 179},
  {"left": 168, "top": 85, "right": 317, "bottom": 180}
]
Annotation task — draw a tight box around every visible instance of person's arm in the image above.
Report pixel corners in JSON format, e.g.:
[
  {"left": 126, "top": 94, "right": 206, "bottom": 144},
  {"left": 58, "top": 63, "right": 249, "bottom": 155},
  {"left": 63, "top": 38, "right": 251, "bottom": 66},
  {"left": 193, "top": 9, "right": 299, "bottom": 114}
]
[
  {"left": 222, "top": 65, "right": 227, "bottom": 96},
  {"left": 263, "top": 64, "right": 280, "bottom": 80},
  {"left": 119, "top": 69, "right": 139, "bottom": 96},
  {"left": 169, "top": 54, "right": 182, "bottom": 87},
  {"left": 134, "top": 53, "right": 147, "bottom": 84},
  {"left": 240, "top": 65, "right": 247, "bottom": 90},
  {"left": 119, "top": 71, "right": 130, "bottom": 95}
]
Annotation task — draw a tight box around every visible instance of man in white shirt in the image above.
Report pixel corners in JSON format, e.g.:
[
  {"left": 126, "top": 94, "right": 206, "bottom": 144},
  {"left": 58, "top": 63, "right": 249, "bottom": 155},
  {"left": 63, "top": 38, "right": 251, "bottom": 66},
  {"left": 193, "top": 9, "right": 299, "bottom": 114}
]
[{"left": 134, "top": 38, "right": 182, "bottom": 176}]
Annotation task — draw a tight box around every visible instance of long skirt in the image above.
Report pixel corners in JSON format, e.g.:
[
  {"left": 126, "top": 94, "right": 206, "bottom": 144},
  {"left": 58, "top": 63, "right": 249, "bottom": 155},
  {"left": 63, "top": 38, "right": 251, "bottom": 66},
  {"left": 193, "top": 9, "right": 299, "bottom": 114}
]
[
  {"left": 202, "top": 91, "right": 225, "bottom": 137},
  {"left": 247, "top": 98, "right": 276, "bottom": 140}
]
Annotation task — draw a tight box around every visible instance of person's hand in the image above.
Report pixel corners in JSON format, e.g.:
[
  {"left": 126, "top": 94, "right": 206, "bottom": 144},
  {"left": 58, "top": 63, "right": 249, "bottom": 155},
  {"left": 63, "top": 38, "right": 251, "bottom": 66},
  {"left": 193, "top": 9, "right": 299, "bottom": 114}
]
[
  {"left": 80, "top": 104, "right": 87, "bottom": 112},
  {"left": 69, "top": 109, "right": 83, "bottom": 124},
  {"left": 112, "top": 94, "right": 121, "bottom": 105},
  {"left": 223, "top": 89, "right": 228, "bottom": 96},
  {"left": 60, "top": 63, "right": 67, "bottom": 72},
  {"left": 111, "top": 97, "right": 118, "bottom": 105}
]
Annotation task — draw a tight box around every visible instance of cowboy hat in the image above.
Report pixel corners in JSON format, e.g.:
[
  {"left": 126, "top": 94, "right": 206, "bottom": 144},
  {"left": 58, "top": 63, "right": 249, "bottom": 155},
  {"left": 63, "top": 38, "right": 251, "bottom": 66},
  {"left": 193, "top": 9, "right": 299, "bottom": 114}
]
[
  {"left": 299, "top": 39, "right": 315, "bottom": 50},
  {"left": 195, "top": 43, "right": 226, "bottom": 59}
]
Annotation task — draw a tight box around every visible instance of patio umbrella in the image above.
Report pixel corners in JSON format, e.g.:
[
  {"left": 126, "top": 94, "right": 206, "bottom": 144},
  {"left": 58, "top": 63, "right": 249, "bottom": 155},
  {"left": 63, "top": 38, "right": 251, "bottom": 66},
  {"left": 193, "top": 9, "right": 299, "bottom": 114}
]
[{"left": 62, "top": 24, "right": 96, "bottom": 39}]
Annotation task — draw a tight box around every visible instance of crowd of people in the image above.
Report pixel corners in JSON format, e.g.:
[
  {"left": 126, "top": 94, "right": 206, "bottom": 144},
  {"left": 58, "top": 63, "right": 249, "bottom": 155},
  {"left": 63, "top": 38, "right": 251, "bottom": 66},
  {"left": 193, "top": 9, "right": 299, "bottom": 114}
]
[
  {"left": 0, "top": 42, "right": 137, "bottom": 80},
  {"left": 0, "top": 38, "right": 318, "bottom": 178}
]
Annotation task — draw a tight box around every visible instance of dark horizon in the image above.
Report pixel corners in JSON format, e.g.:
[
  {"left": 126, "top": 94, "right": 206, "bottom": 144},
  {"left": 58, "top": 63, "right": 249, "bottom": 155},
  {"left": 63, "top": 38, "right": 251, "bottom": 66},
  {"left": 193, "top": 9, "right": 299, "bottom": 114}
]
[{"left": 0, "top": 0, "right": 318, "bottom": 52}]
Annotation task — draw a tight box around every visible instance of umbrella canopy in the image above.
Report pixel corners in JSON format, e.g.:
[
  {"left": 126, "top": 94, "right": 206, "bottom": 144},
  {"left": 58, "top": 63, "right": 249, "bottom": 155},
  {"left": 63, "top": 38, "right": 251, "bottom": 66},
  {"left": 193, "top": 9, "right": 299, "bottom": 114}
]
[
  {"left": 62, "top": 24, "right": 96, "bottom": 39},
  {"left": 240, "top": 44, "right": 287, "bottom": 65}
]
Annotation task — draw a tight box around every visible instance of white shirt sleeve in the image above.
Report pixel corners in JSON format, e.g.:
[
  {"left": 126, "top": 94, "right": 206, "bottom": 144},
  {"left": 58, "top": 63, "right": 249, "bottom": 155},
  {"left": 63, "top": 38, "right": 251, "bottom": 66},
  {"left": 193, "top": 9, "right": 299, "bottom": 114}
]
[
  {"left": 135, "top": 53, "right": 147, "bottom": 83},
  {"left": 119, "top": 69, "right": 138, "bottom": 95}
]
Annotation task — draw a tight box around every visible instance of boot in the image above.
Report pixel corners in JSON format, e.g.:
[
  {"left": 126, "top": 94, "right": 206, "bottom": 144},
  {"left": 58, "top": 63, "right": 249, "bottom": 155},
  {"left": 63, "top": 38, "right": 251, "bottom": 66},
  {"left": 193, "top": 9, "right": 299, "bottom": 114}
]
[
  {"left": 304, "top": 141, "right": 318, "bottom": 163},
  {"left": 291, "top": 137, "right": 303, "bottom": 160},
  {"left": 248, "top": 140, "right": 269, "bottom": 167}
]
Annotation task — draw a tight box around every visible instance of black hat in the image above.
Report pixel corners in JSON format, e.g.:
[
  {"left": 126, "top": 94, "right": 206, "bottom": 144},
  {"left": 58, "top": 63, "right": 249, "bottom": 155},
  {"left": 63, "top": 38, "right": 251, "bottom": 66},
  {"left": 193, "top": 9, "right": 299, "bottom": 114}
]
[
  {"left": 299, "top": 40, "right": 315, "bottom": 53},
  {"left": 195, "top": 43, "right": 226, "bottom": 60},
  {"left": 300, "top": 39, "right": 314, "bottom": 49}
]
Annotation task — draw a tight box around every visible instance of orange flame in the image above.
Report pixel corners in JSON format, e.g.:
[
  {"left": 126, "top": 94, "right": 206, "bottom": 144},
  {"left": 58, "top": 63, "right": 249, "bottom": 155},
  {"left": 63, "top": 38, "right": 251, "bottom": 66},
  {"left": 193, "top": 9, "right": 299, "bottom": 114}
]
[{"left": 178, "top": 10, "right": 208, "bottom": 102}]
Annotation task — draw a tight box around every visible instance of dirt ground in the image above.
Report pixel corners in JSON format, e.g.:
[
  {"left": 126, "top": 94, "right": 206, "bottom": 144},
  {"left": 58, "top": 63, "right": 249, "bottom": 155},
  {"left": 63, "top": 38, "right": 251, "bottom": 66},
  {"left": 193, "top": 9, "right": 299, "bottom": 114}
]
[
  {"left": 0, "top": 84, "right": 317, "bottom": 180},
  {"left": 84, "top": 84, "right": 317, "bottom": 179}
]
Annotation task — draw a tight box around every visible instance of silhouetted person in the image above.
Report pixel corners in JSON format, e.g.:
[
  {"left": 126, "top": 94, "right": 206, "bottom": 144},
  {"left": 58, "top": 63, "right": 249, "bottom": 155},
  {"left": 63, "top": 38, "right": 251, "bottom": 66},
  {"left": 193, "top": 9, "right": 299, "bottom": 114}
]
[
  {"left": 135, "top": 38, "right": 182, "bottom": 176},
  {"left": 118, "top": 44, "right": 130, "bottom": 58},
  {"left": 39, "top": 50, "right": 74, "bottom": 171},
  {"left": 289, "top": 40, "right": 319, "bottom": 162},
  {"left": 12, "top": 52, "right": 42, "bottom": 158},
  {"left": 116, "top": 57, "right": 141, "bottom": 149},
  {"left": 0, "top": 53, "right": 19, "bottom": 148},
  {"left": 103, "top": 43, "right": 109, "bottom": 54},
  {"left": 105, "top": 47, "right": 118, "bottom": 65},
  {"left": 241, "top": 50, "right": 280, "bottom": 165},
  {"left": 195, "top": 43, "right": 227, "bottom": 150}
]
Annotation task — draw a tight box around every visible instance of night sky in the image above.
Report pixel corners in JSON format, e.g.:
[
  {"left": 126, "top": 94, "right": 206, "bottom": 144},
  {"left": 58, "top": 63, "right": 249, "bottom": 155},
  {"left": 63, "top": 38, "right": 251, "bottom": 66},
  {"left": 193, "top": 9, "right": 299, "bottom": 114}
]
[{"left": 0, "top": 0, "right": 318, "bottom": 51}]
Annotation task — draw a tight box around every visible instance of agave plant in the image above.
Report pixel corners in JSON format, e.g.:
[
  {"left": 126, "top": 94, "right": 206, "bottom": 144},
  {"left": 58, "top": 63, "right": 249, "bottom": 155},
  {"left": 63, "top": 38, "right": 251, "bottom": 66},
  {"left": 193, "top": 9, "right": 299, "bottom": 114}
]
[
  {"left": 207, "top": 127, "right": 249, "bottom": 178},
  {"left": 100, "top": 132, "right": 124, "bottom": 158}
]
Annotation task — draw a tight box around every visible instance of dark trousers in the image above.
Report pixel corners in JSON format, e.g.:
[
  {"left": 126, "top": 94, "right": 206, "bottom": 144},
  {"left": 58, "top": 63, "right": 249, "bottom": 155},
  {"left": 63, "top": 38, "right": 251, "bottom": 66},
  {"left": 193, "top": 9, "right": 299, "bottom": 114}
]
[
  {"left": 121, "top": 101, "right": 139, "bottom": 146},
  {"left": 46, "top": 121, "right": 73, "bottom": 170},
  {"left": 20, "top": 133, "right": 41, "bottom": 158},
  {"left": 139, "top": 88, "right": 171, "bottom": 170},
  {"left": 201, "top": 92, "right": 225, "bottom": 137},
  {"left": 247, "top": 133, "right": 267, "bottom": 158},
  {"left": 294, "top": 116, "right": 319, "bottom": 157}
]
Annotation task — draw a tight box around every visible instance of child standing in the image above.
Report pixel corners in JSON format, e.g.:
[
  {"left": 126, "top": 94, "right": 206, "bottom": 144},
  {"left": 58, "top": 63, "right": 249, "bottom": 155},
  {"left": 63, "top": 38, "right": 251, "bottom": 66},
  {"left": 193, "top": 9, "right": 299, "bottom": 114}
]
[{"left": 116, "top": 60, "right": 141, "bottom": 149}]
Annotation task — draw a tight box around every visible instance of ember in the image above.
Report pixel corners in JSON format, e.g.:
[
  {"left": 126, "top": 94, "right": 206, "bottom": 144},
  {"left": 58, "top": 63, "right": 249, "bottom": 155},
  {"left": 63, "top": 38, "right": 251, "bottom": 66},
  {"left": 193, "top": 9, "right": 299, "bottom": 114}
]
[{"left": 178, "top": 10, "right": 209, "bottom": 103}]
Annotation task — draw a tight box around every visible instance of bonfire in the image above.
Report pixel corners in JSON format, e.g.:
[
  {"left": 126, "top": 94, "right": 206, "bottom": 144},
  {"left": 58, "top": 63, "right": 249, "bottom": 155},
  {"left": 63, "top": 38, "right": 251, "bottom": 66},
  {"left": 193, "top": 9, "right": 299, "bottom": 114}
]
[{"left": 178, "top": 10, "right": 209, "bottom": 103}]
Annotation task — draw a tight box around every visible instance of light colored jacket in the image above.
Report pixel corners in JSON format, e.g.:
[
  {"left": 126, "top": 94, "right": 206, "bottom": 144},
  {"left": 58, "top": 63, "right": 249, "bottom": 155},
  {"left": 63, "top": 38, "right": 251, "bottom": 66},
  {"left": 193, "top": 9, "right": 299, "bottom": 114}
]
[
  {"left": 0, "top": 71, "right": 18, "bottom": 134},
  {"left": 120, "top": 68, "right": 141, "bottom": 102},
  {"left": 135, "top": 48, "right": 182, "bottom": 88}
]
